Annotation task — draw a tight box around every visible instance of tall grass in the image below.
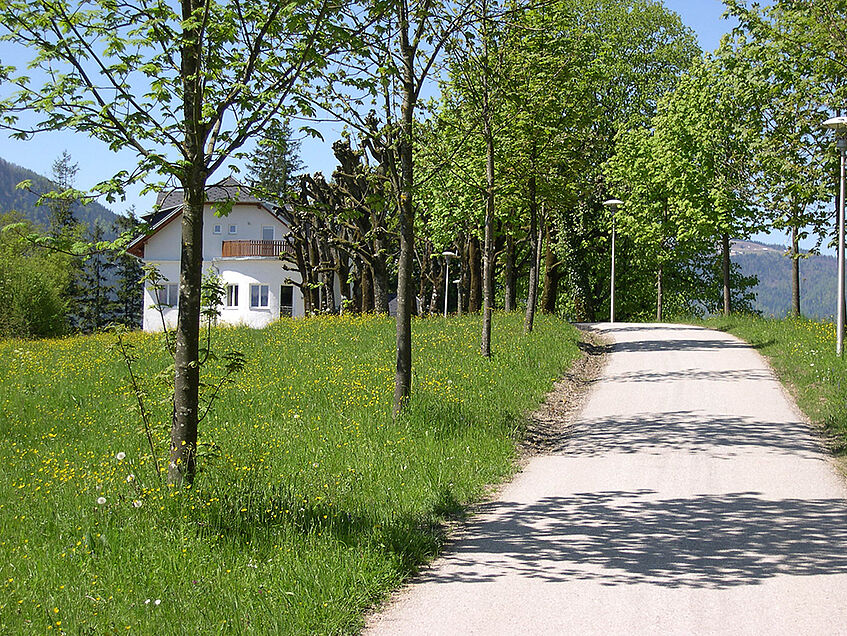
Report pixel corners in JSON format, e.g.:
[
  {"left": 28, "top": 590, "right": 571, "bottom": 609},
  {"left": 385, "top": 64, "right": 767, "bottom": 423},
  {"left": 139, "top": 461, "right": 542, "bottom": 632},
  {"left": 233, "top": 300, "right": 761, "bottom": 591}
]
[
  {"left": 0, "top": 312, "right": 579, "bottom": 634},
  {"left": 698, "top": 314, "right": 847, "bottom": 452}
]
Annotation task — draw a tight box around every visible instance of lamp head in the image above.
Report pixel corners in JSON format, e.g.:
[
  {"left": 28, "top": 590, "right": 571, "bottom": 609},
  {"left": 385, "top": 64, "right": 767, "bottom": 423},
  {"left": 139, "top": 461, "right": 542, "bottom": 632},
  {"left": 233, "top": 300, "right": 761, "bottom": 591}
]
[
  {"left": 603, "top": 199, "right": 624, "bottom": 211},
  {"left": 441, "top": 251, "right": 458, "bottom": 259},
  {"left": 823, "top": 116, "right": 847, "bottom": 133}
]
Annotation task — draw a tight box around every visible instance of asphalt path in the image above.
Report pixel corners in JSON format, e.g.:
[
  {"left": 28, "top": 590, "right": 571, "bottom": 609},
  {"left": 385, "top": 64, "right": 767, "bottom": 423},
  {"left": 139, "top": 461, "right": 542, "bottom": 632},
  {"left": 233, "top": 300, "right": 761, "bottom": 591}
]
[{"left": 365, "top": 323, "right": 847, "bottom": 635}]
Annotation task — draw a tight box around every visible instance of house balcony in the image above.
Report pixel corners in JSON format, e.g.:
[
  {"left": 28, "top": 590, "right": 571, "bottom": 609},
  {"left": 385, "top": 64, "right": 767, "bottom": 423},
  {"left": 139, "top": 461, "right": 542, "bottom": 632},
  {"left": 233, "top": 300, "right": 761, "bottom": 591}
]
[{"left": 221, "top": 240, "right": 294, "bottom": 258}]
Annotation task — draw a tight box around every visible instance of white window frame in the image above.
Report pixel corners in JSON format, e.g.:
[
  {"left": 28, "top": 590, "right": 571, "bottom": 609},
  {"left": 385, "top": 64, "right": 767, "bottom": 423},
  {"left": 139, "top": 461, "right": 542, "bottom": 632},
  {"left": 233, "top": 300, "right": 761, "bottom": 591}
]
[
  {"left": 213, "top": 224, "right": 222, "bottom": 234},
  {"left": 228, "top": 224, "right": 238, "bottom": 235},
  {"left": 155, "top": 283, "right": 179, "bottom": 307},
  {"left": 225, "top": 284, "right": 239, "bottom": 308},
  {"left": 250, "top": 284, "right": 269, "bottom": 309}
]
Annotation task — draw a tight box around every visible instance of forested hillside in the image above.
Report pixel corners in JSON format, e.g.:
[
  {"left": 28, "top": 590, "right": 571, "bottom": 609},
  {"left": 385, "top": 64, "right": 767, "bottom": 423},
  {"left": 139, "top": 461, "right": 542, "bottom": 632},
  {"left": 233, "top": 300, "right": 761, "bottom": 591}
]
[
  {"left": 0, "top": 156, "right": 117, "bottom": 230},
  {"left": 732, "top": 240, "right": 836, "bottom": 320}
]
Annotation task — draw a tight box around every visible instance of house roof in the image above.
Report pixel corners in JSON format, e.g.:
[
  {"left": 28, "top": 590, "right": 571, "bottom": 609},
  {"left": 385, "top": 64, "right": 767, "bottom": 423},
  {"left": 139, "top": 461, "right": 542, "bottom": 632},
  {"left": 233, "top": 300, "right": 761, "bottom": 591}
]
[
  {"left": 144, "top": 176, "right": 263, "bottom": 220},
  {"left": 127, "top": 178, "right": 285, "bottom": 258}
]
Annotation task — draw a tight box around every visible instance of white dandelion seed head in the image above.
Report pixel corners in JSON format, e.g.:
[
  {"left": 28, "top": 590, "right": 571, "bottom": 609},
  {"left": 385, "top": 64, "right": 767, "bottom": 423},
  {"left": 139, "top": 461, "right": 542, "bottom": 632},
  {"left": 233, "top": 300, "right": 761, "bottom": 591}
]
[
  {"left": 115, "top": 452, "right": 126, "bottom": 461},
  {"left": 133, "top": 500, "right": 142, "bottom": 508},
  {"left": 154, "top": 599, "right": 161, "bottom": 606},
  {"left": 145, "top": 599, "right": 150, "bottom": 605},
  {"left": 96, "top": 496, "right": 106, "bottom": 505}
]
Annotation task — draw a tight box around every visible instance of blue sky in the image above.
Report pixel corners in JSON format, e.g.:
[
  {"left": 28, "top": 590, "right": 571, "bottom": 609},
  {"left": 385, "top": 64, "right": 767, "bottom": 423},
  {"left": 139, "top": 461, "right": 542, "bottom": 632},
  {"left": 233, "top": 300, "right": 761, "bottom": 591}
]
[{"left": 0, "top": 1, "right": 765, "bottom": 231}]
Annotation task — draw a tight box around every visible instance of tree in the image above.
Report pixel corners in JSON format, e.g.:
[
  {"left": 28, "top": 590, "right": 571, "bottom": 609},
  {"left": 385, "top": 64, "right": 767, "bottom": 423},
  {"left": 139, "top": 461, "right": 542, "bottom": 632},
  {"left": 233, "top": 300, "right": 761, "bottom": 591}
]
[
  {"left": 317, "top": 0, "right": 475, "bottom": 414},
  {"left": 111, "top": 212, "right": 144, "bottom": 328},
  {"left": 0, "top": 214, "right": 70, "bottom": 338},
  {"left": 726, "top": 0, "right": 843, "bottom": 317},
  {"left": 48, "top": 150, "right": 80, "bottom": 235},
  {"left": 247, "top": 119, "right": 304, "bottom": 201},
  {"left": 0, "top": 0, "right": 353, "bottom": 484},
  {"left": 77, "top": 221, "right": 113, "bottom": 331}
]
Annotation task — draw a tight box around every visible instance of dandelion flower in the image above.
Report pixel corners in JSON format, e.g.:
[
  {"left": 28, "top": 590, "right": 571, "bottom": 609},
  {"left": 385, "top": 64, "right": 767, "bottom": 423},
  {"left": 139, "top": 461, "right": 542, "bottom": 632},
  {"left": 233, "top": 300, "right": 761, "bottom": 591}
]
[
  {"left": 133, "top": 500, "right": 142, "bottom": 508},
  {"left": 126, "top": 474, "right": 135, "bottom": 482},
  {"left": 116, "top": 452, "right": 126, "bottom": 461},
  {"left": 96, "top": 497, "right": 106, "bottom": 505}
]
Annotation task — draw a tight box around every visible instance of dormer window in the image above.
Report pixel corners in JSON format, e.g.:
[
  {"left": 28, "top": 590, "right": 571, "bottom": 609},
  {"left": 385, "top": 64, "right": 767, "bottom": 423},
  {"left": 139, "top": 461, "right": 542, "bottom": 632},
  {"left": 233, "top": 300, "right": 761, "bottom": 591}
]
[
  {"left": 213, "top": 224, "right": 222, "bottom": 234},
  {"left": 228, "top": 224, "right": 238, "bottom": 234}
]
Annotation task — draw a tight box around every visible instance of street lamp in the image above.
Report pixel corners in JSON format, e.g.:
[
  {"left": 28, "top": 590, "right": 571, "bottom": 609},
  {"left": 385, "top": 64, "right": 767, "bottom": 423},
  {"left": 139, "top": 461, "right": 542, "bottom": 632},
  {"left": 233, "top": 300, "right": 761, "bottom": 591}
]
[
  {"left": 823, "top": 116, "right": 847, "bottom": 356},
  {"left": 441, "top": 251, "right": 458, "bottom": 318},
  {"left": 603, "top": 199, "right": 624, "bottom": 324}
]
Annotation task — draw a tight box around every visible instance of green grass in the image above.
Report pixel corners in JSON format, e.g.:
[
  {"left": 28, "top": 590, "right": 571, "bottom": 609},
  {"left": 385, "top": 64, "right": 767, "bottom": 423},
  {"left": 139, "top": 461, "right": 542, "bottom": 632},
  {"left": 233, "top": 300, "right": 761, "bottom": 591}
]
[
  {"left": 0, "top": 312, "right": 579, "bottom": 634},
  {"left": 693, "top": 314, "right": 847, "bottom": 452}
]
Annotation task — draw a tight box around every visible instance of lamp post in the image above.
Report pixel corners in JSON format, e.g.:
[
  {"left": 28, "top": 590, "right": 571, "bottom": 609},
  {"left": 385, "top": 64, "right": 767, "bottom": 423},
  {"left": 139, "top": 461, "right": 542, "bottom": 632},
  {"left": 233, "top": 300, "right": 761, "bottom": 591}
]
[
  {"left": 441, "top": 251, "right": 457, "bottom": 318},
  {"left": 824, "top": 117, "right": 847, "bottom": 356},
  {"left": 603, "top": 199, "right": 624, "bottom": 324}
]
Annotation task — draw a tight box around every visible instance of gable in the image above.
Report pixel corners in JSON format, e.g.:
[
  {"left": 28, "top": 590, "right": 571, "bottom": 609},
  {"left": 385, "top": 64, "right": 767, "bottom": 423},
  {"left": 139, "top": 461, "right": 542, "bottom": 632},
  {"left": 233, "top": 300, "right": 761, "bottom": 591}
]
[{"left": 128, "top": 201, "right": 290, "bottom": 259}]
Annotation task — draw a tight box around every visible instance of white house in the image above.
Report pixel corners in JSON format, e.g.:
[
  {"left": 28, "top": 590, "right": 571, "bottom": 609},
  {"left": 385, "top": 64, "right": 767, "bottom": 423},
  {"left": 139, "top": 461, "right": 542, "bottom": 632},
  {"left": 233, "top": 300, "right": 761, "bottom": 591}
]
[{"left": 128, "top": 178, "right": 313, "bottom": 331}]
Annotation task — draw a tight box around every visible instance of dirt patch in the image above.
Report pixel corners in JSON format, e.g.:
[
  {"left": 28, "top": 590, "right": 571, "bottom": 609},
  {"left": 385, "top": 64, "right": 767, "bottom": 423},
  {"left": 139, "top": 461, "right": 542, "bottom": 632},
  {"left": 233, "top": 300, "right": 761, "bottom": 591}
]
[{"left": 522, "top": 326, "right": 610, "bottom": 457}]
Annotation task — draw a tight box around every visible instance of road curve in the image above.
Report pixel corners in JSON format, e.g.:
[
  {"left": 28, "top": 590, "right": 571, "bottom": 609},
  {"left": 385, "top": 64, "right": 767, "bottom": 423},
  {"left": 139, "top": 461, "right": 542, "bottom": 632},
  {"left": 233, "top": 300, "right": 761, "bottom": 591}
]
[{"left": 365, "top": 323, "right": 847, "bottom": 635}]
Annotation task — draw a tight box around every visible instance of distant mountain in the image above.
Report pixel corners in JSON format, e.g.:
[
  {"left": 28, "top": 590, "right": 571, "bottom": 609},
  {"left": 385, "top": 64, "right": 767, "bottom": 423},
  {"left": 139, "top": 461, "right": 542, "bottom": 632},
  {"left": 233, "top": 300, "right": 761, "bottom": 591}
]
[
  {"left": 0, "top": 157, "right": 118, "bottom": 231},
  {"left": 732, "top": 240, "right": 836, "bottom": 321}
]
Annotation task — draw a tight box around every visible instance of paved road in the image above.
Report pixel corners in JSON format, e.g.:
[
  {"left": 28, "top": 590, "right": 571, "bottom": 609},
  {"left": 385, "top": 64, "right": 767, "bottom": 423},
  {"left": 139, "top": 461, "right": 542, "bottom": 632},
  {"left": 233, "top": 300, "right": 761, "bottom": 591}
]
[{"left": 365, "top": 323, "right": 847, "bottom": 635}]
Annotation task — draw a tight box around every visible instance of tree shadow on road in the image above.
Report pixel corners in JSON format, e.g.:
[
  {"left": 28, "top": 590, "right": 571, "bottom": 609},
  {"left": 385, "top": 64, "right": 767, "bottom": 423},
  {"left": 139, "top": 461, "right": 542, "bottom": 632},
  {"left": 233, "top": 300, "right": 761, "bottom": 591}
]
[
  {"left": 549, "top": 411, "right": 823, "bottom": 458},
  {"left": 420, "top": 490, "right": 847, "bottom": 589}
]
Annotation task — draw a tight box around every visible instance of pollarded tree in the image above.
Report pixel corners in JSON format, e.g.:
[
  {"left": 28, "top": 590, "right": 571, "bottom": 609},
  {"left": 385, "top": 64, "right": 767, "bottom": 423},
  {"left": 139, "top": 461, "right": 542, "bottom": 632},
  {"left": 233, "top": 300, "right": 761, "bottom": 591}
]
[{"left": 0, "top": 0, "right": 354, "bottom": 484}]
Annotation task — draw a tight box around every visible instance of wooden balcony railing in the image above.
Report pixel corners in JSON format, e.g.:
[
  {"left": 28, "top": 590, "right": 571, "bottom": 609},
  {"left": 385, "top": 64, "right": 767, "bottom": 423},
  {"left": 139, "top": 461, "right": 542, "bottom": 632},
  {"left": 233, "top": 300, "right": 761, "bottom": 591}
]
[{"left": 221, "top": 240, "right": 293, "bottom": 258}]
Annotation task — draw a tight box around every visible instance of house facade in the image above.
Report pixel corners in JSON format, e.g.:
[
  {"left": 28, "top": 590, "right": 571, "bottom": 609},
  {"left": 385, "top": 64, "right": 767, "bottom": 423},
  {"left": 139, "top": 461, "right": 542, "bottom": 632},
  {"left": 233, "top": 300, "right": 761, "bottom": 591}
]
[{"left": 128, "top": 179, "right": 310, "bottom": 331}]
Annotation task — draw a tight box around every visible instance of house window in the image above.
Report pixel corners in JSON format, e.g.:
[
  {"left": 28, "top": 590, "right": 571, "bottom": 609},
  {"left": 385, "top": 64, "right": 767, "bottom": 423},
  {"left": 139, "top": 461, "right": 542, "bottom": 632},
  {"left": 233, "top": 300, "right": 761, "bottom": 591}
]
[
  {"left": 213, "top": 224, "right": 222, "bottom": 234},
  {"left": 280, "top": 285, "right": 293, "bottom": 317},
  {"left": 250, "top": 284, "right": 269, "bottom": 308},
  {"left": 225, "top": 284, "right": 239, "bottom": 308},
  {"left": 228, "top": 224, "right": 238, "bottom": 234},
  {"left": 262, "top": 226, "right": 274, "bottom": 241},
  {"left": 155, "top": 283, "right": 179, "bottom": 307}
]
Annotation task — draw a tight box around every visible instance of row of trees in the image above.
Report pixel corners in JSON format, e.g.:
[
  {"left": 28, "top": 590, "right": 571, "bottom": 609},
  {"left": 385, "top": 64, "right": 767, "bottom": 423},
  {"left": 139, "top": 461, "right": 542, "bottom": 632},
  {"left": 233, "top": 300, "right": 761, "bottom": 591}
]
[{"left": 1, "top": 0, "right": 843, "bottom": 484}]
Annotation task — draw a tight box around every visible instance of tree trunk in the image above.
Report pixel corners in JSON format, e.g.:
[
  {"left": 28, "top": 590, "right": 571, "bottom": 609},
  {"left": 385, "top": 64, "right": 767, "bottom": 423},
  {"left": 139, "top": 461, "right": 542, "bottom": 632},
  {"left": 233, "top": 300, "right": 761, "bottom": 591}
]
[
  {"left": 791, "top": 225, "right": 800, "bottom": 318},
  {"left": 371, "top": 254, "right": 390, "bottom": 314},
  {"left": 337, "top": 249, "right": 351, "bottom": 311},
  {"left": 722, "top": 232, "right": 731, "bottom": 316},
  {"left": 169, "top": 2, "right": 206, "bottom": 486},
  {"left": 656, "top": 263, "right": 663, "bottom": 322},
  {"left": 361, "top": 261, "right": 374, "bottom": 313},
  {"left": 430, "top": 259, "right": 443, "bottom": 315},
  {"left": 294, "top": 241, "right": 313, "bottom": 314},
  {"left": 468, "top": 236, "right": 482, "bottom": 313},
  {"left": 504, "top": 233, "right": 516, "bottom": 312},
  {"left": 524, "top": 175, "right": 539, "bottom": 334},
  {"left": 540, "top": 223, "right": 559, "bottom": 314},
  {"left": 394, "top": 15, "right": 415, "bottom": 417},
  {"left": 169, "top": 182, "right": 205, "bottom": 486}
]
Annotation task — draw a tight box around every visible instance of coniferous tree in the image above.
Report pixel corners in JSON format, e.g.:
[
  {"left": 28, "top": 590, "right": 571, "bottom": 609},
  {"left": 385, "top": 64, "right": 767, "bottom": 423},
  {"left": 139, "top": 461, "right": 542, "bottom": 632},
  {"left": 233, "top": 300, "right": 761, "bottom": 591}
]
[
  {"left": 247, "top": 119, "right": 304, "bottom": 200},
  {"left": 110, "top": 212, "right": 144, "bottom": 328},
  {"left": 48, "top": 150, "right": 80, "bottom": 235},
  {"left": 76, "top": 221, "right": 113, "bottom": 331}
]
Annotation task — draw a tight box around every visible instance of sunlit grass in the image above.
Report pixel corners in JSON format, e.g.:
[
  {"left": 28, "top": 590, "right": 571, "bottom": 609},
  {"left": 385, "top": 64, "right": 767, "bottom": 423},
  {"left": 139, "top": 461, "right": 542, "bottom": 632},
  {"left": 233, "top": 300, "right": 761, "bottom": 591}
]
[
  {"left": 696, "top": 314, "right": 847, "bottom": 452},
  {"left": 0, "top": 312, "right": 579, "bottom": 634}
]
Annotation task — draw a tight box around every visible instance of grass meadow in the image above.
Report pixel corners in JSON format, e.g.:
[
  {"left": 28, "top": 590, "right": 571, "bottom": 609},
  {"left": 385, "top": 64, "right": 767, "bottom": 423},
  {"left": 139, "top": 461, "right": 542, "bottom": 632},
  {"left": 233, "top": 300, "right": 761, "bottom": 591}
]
[
  {"left": 699, "top": 314, "right": 847, "bottom": 452},
  {"left": 0, "top": 312, "right": 579, "bottom": 634}
]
